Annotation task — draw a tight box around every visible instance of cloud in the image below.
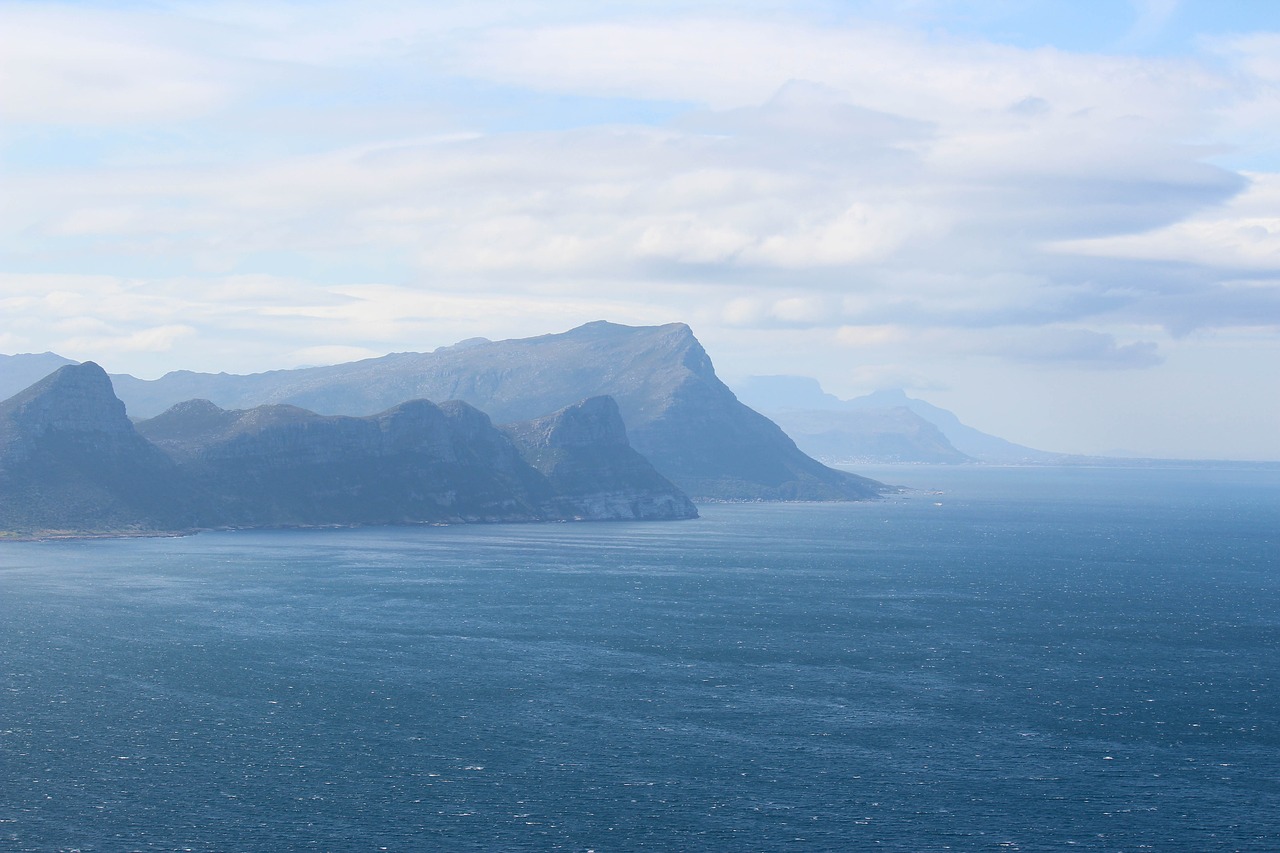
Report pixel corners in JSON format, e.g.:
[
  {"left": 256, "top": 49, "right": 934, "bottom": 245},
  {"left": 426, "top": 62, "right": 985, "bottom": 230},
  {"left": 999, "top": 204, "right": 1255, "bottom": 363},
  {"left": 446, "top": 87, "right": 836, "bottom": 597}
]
[
  {"left": 980, "top": 327, "right": 1164, "bottom": 368},
  {"left": 1, "top": 0, "right": 1276, "bottom": 385},
  {"left": 0, "top": 271, "right": 687, "bottom": 375},
  {"left": 453, "top": 14, "right": 1227, "bottom": 126},
  {"left": 286, "top": 344, "right": 387, "bottom": 367},
  {"left": 0, "top": 5, "right": 236, "bottom": 124},
  {"left": 1051, "top": 172, "right": 1280, "bottom": 272},
  {"left": 58, "top": 324, "right": 197, "bottom": 356}
]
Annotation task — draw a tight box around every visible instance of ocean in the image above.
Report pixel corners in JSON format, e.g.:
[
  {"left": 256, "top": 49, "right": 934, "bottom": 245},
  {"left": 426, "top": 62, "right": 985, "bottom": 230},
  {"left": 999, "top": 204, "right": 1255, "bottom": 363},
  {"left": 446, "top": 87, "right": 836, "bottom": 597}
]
[{"left": 2, "top": 465, "right": 1277, "bottom": 851}]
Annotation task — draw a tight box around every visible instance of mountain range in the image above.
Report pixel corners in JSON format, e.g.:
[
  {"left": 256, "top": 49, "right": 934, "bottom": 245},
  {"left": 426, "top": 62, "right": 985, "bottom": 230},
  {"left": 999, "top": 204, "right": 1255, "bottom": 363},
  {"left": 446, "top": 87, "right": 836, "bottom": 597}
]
[
  {"left": 733, "top": 376, "right": 1058, "bottom": 464},
  {"left": 3, "top": 322, "right": 882, "bottom": 501},
  {"left": 0, "top": 362, "right": 697, "bottom": 538}
]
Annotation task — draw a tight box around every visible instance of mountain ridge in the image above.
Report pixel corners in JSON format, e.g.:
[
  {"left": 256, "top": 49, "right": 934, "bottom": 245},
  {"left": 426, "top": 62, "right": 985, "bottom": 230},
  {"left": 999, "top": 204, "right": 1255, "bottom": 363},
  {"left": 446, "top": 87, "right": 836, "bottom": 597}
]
[
  {"left": 102, "top": 322, "right": 884, "bottom": 500},
  {"left": 1, "top": 365, "right": 697, "bottom": 537},
  {"left": 734, "top": 376, "right": 1057, "bottom": 464}
]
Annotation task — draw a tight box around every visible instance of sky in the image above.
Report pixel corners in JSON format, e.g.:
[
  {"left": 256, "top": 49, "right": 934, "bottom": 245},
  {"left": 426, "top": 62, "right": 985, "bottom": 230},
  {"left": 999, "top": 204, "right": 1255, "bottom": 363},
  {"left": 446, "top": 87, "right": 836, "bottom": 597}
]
[{"left": 1, "top": 0, "right": 1278, "bottom": 460}]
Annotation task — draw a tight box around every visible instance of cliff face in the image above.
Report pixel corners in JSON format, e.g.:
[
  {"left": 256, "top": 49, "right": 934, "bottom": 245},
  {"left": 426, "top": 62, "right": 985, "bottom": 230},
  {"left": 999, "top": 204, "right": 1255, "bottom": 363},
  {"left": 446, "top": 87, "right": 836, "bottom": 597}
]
[
  {"left": 111, "top": 322, "right": 884, "bottom": 501},
  {"left": 0, "top": 363, "right": 195, "bottom": 534},
  {"left": 503, "top": 396, "right": 699, "bottom": 520}
]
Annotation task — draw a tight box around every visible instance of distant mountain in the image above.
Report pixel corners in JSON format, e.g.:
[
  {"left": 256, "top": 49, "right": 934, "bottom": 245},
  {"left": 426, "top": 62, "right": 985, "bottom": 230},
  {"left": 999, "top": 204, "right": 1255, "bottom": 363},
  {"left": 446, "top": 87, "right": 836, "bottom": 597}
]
[
  {"left": 0, "top": 352, "right": 77, "bottom": 401},
  {"left": 735, "top": 377, "right": 1056, "bottom": 464},
  {"left": 764, "top": 407, "right": 973, "bottom": 464},
  {"left": 1, "top": 366, "right": 696, "bottom": 538},
  {"left": 110, "top": 322, "right": 883, "bottom": 501},
  {"left": 0, "top": 363, "right": 197, "bottom": 535},
  {"left": 843, "top": 389, "right": 1057, "bottom": 463}
]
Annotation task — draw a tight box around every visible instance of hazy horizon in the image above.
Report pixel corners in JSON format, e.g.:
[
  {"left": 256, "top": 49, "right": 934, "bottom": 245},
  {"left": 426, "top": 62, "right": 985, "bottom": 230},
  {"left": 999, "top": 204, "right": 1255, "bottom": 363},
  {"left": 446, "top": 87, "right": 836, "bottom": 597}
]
[{"left": 2, "top": 1, "right": 1278, "bottom": 460}]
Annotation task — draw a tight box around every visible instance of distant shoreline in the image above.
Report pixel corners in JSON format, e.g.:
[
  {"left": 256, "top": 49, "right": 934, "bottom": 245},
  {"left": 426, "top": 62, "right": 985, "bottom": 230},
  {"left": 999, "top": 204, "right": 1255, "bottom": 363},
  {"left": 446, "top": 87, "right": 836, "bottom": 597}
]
[
  {"left": 830, "top": 458, "right": 1280, "bottom": 470},
  {"left": 0, "top": 514, "right": 706, "bottom": 543}
]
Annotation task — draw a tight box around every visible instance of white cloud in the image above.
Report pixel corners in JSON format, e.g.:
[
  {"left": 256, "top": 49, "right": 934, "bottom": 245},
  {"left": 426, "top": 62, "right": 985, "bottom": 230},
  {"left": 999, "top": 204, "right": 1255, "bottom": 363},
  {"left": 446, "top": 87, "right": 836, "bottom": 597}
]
[
  {"left": 455, "top": 16, "right": 1225, "bottom": 127},
  {"left": 1051, "top": 172, "right": 1280, "bottom": 271},
  {"left": 286, "top": 344, "right": 386, "bottom": 367},
  {"left": 59, "top": 324, "right": 197, "bottom": 356},
  {"left": 835, "top": 324, "right": 906, "bottom": 348},
  {"left": 2, "top": 1, "right": 1278, "bottom": 456},
  {"left": 0, "top": 5, "right": 235, "bottom": 124}
]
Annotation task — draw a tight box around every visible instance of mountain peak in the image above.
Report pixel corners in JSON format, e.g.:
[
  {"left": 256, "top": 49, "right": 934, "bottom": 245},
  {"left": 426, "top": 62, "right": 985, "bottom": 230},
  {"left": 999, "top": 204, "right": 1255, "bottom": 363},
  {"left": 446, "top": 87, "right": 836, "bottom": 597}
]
[
  {"left": 0, "top": 362, "right": 131, "bottom": 435},
  {"left": 508, "top": 396, "right": 630, "bottom": 450}
]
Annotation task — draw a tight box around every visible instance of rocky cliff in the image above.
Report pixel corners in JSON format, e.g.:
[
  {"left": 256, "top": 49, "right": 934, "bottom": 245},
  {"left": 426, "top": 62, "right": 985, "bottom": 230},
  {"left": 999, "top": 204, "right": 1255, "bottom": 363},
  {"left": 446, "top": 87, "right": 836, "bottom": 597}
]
[{"left": 502, "top": 396, "right": 699, "bottom": 520}]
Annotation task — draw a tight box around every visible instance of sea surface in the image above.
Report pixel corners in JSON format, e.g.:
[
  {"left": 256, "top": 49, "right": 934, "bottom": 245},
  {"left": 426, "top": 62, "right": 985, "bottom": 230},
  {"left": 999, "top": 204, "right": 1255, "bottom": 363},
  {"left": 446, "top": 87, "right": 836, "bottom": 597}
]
[{"left": 1, "top": 465, "right": 1277, "bottom": 851}]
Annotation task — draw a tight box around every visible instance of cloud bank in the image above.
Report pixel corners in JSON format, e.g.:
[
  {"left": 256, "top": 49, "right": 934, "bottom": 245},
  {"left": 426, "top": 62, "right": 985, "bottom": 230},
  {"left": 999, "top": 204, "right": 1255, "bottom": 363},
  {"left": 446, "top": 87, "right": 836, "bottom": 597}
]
[{"left": 1, "top": 0, "right": 1277, "bottom": 457}]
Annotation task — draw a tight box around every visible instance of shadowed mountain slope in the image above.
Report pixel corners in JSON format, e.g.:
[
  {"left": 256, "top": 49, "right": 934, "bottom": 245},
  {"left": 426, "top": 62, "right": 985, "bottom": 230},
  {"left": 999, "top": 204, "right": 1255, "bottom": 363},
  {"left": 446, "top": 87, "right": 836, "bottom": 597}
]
[
  {"left": 502, "top": 396, "right": 698, "bottom": 520},
  {"left": 137, "top": 394, "right": 696, "bottom": 526},
  {"left": 0, "top": 366, "right": 696, "bottom": 537}
]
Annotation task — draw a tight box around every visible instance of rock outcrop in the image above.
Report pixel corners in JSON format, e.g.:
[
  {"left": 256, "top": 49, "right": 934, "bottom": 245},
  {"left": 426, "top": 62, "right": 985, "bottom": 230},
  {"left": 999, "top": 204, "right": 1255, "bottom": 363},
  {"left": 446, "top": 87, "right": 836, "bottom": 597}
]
[{"left": 502, "top": 396, "right": 698, "bottom": 520}]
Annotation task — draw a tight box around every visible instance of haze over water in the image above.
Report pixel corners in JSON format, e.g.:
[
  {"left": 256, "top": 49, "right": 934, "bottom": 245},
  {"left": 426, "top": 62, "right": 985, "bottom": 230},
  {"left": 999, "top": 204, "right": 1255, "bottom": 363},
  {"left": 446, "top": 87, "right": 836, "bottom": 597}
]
[{"left": 2, "top": 465, "right": 1277, "bottom": 851}]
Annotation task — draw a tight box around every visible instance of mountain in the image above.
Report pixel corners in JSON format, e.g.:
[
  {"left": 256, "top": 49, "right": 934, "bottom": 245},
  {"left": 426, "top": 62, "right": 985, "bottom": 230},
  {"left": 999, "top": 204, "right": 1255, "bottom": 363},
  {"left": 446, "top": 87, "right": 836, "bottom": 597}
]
[
  {"left": 110, "top": 322, "right": 883, "bottom": 500},
  {"left": 0, "top": 352, "right": 78, "bottom": 401},
  {"left": 843, "top": 389, "right": 1056, "bottom": 463},
  {"left": 137, "top": 395, "right": 696, "bottom": 526},
  {"left": 764, "top": 407, "right": 973, "bottom": 464},
  {"left": 734, "top": 377, "right": 1055, "bottom": 464},
  {"left": 0, "top": 366, "right": 696, "bottom": 537},
  {"left": 501, "top": 396, "right": 699, "bottom": 520},
  {"left": 0, "top": 363, "right": 196, "bottom": 535}
]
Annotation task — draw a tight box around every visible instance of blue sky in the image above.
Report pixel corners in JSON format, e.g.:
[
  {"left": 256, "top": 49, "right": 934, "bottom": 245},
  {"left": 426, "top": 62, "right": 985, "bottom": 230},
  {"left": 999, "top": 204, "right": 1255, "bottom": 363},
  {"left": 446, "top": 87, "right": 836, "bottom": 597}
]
[{"left": 1, "top": 0, "right": 1278, "bottom": 459}]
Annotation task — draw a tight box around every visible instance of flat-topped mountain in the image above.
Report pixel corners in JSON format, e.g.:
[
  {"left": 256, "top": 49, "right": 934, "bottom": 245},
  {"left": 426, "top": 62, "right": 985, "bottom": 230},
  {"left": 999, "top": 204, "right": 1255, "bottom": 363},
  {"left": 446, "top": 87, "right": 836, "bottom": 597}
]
[
  {"left": 109, "top": 322, "right": 883, "bottom": 500},
  {"left": 1, "top": 365, "right": 696, "bottom": 537}
]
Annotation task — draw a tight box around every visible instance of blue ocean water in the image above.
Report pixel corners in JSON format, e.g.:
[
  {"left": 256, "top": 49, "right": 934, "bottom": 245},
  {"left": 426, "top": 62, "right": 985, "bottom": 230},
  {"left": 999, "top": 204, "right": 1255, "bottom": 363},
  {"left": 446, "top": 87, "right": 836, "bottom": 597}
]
[{"left": 1, "top": 465, "right": 1277, "bottom": 851}]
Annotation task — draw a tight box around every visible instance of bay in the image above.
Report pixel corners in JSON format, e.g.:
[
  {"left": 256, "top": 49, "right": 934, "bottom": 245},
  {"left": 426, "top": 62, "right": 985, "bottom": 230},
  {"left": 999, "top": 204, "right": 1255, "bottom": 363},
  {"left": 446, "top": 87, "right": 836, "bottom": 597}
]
[{"left": 1, "top": 465, "right": 1277, "bottom": 851}]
